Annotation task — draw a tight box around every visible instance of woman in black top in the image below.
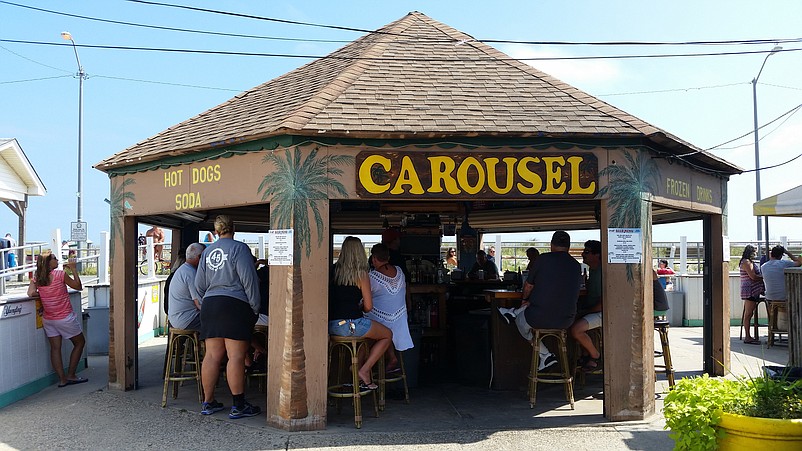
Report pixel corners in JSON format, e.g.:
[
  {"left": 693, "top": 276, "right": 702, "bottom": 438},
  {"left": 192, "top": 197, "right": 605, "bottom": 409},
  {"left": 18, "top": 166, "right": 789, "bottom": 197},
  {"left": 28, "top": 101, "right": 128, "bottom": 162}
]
[{"left": 328, "top": 236, "right": 392, "bottom": 389}]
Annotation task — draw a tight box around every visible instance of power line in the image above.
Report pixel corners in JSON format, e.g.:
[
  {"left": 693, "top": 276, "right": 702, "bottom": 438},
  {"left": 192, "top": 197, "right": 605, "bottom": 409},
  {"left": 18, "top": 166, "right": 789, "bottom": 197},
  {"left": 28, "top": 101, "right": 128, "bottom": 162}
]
[
  {"left": 0, "top": 43, "right": 72, "bottom": 73},
  {"left": 92, "top": 74, "right": 242, "bottom": 92},
  {"left": 0, "top": 74, "right": 72, "bottom": 84},
  {"left": 2, "top": 38, "right": 802, "bottom": 62},
  {"left": 0, "top": 1, "right": 352, "bottom": 44},
  {"left": 598, "top": 82, "right": 746, "bottom": 97},
  {"left": 693, "top": 103, "right": 802, "bottom": 153},
  {"left": 739, "top": 152, "right": 802, "bottom": 173}
]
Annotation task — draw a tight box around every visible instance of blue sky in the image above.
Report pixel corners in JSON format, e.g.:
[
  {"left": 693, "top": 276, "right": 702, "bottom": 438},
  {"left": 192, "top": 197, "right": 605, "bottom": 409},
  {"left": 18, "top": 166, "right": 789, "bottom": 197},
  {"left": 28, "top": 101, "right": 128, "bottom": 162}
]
[{"left": 2, "top": 0, "right": 801, "bottom": 245}]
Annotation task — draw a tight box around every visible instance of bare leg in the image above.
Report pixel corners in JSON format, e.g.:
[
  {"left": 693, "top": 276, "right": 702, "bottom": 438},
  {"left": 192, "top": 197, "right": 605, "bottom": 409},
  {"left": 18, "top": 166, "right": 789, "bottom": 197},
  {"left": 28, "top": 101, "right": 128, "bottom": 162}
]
[
  {"left": 358, "top": 322, "right": 392, "bottom": 384},
  {"left": 224, "top": 338, "right": 250, "bottom": 396},
  {"left": 570, "top": 319, "right": 599, "bottom": 359},
  {"left": 66, "top": 333, "right": 86, "bottom": 380},
  {"left": 202, "top": 338, "right": 225, "bottom": 403},
  {"left": 742, "top": 299, "right": 757, "bottom": 341},
  {"left": 48, "top": 336, "right": 66, "bottom": 385}
]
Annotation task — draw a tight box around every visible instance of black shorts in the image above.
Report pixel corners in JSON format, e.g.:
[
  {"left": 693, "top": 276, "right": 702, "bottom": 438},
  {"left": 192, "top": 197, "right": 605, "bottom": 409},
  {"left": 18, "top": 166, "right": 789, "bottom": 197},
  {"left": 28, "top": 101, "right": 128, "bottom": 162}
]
[{"left": 200, "top": 295, "right": 257, "bottom": 341}]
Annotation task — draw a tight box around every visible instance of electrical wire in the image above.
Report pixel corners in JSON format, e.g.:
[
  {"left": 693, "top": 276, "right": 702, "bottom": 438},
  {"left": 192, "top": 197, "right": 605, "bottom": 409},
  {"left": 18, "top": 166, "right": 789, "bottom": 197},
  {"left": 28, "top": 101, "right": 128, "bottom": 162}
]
[
  {"left": 0, "top": 74, "right": 72, "bottom": 84},
  {"left": 598, "top": 82, "right": 746, "bottom": 97},
  {"left": 0, "top": 1, "right": 352, "bottom": 44},
  {"left": 0, "top": 43, "right": 72, "bottom": 73},
  {"left": 92, "top": 74, "right": 243, "bottom": 92},
  {"left": 2, "top": 38, "right": 802, "bottom": 62}
]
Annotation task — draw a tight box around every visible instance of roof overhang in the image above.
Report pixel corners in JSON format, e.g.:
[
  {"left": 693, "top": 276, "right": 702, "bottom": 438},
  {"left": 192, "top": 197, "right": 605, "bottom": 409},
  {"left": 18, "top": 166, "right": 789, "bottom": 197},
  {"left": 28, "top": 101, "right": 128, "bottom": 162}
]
[{"left": 0, "top": 138, "right": 47, "bottom": 200}]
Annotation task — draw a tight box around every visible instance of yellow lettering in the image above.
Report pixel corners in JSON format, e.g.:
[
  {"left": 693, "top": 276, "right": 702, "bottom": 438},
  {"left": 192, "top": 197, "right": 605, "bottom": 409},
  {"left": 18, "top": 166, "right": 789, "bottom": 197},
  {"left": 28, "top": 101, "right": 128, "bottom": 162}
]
[
  {"left": 456, "top": 157, "right": 485, "bottom": 195},
  {"left": 164, "top": 170, "right": 183, "bottom": 188},
  {"left": 516, "top": 157, "right": 543, "bottom": 194},
  {"left": 175, "top": 192, "right": 202, "bottom": 211},
  {"left": 696, "top": 186, "right": 713, "bottom": 203},
  {"left": 567, "top": 156, "right": 595, "bottom": 194},
  {"left": 542, "top": 157, "right": 566, "bottom": 194},
  {"left": 427, "top": 156, "right": 460, "bottom": 194},
  {"left": 358, "top": 155, "right": 392, "bottom": 194},
  {"left": 213, "top": 164, "right": 221, "bottom": 182},
  {"left": 485, "top": 157, "right": 517, "bottom": 194},
  {"left": 390, "top": 156, "right": 425, "bottom": 195}
]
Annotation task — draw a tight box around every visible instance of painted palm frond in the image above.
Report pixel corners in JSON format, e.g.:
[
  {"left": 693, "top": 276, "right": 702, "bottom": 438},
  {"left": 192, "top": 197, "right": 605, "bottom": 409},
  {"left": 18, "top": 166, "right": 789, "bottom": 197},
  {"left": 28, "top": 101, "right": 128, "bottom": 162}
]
[
  {"left": 108, "top": 177, "right": 136, "bottom": 258},
  {"left": 598, "top": 150, "right": 661, "bottom": 282},
  {"left": 259, "top": 147, "right": 352, "bottom": 258}
]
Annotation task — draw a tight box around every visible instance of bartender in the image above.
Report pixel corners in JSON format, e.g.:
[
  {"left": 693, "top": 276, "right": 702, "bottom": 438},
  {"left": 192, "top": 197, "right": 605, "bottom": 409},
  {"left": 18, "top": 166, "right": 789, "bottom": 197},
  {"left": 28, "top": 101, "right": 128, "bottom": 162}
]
[{"left": 468, "top": 250, "right": 498, "bottom": 280}]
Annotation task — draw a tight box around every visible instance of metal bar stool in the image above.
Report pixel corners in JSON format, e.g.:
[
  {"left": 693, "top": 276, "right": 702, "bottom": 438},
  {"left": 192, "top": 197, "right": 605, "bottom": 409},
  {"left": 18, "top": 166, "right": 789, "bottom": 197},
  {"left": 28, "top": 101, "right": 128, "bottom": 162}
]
[
  {"left": 739, "top": 295, "right": 766, "bottom": 341},
  {"left": 247, "top": 325, "right": 269, "bottom": 392},
  {"left": 767, "top": 301, "right": 788, "bottom": 348},
  {"left": 162, "top": 327, "right": 203, "bottom": 407},
  {"left": 574, "top": 327, "right": 603, "bottom": 388},
  {"left": 654, "top": 317, "right": 675, "bottom": 388},
  {"left": 327, "top": 335, "right": 379, "bottom": 429},
  {"left": 528, "top": 328, "right": 574, "bottom": 409},
  {"left": 375, "top": 351, "right": 410, "bottom": 410}
]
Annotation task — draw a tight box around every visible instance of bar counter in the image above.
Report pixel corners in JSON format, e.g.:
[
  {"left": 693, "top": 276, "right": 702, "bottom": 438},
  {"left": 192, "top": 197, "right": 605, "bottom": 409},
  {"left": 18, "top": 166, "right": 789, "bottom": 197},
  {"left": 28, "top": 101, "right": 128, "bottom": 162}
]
[{"left": 483, "top": 289, "right": 532, "bottom": 390}]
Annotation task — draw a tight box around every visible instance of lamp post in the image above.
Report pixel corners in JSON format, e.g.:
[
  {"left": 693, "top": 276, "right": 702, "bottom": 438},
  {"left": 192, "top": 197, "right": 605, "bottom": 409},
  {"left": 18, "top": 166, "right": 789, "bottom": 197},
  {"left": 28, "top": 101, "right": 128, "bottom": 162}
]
[
  {"left": 61, "top": 31, "right": 86, "bottom": 266},
  {"left": 752, "top": 44, "right": 781, "bottom": 254}
]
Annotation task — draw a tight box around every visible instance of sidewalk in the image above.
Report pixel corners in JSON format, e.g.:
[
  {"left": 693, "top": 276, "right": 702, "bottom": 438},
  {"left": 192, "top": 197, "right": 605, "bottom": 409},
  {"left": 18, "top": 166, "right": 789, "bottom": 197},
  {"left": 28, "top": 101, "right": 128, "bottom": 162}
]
[{"left": 0, "top": 326, "right": 788, "bottom": 450}]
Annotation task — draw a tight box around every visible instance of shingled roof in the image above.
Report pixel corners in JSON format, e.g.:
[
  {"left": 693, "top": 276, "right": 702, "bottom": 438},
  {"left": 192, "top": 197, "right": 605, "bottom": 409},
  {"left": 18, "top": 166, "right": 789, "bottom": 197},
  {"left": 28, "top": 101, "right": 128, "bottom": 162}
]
[{"left": 95, "top": 12, "right": 740, "bottom": 174}]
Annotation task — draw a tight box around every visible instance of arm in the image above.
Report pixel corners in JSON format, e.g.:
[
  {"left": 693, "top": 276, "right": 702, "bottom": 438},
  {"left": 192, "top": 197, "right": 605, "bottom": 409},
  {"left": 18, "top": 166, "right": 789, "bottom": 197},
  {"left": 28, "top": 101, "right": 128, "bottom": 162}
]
[
  {"left": 741, "top": 260, "right": 762, "bottom": 280},
  {"left": 27, "top": 280, "right": 38, "bottom": 298},
  {"left": 236, "top": 249, "right": 261, "bottom": 315},
  {"left": 359, "top": 272, "right": 373, "bottom": 313},
  {"left": 63, "top": 259, "right": 83, "bottom": 291},
  {"left": 786, "top": 249, "right": 802, "bottom": 266}
]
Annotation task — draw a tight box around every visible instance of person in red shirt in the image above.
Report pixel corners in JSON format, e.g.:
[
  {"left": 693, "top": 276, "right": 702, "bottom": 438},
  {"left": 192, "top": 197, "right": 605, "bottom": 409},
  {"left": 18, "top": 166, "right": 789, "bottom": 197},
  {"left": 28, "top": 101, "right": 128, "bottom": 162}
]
[{"left": 27, "top": 252, "right": 87, "bottom": 387}]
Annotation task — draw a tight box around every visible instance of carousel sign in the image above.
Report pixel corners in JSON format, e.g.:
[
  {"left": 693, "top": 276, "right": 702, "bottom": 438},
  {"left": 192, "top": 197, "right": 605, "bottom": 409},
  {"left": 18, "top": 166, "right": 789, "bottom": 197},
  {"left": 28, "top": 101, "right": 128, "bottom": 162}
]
[{"left": 356, "top": 151, "right": 598, "bottom": 199}]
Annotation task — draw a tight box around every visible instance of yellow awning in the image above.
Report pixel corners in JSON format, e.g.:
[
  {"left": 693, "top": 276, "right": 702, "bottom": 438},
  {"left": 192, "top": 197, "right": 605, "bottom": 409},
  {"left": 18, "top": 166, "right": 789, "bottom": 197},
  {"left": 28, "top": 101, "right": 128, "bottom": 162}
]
[{"left": 753, "top": 184, "right": 802, "bottom": 217}]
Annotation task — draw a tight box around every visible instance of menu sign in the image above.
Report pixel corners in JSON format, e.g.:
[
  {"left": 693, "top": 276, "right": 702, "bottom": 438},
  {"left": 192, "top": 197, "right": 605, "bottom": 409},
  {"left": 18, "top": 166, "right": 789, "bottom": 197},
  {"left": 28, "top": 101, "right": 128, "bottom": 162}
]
[
  {"left": 608, "top": 228, "right": 643, "bottom": 264},
  {"left": 268, "top": 229, "right": 293, "bottom": 266}
]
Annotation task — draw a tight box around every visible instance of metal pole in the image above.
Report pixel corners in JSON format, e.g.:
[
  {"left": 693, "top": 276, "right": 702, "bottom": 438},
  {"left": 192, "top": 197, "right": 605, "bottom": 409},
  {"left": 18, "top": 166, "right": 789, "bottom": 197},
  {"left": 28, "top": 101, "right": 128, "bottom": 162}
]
[
  {"left": 77, "top": 62, "right": 84, "bottom": 270},
  {"left": 752, "top": 78, "right": 762, "bottom": 242}
]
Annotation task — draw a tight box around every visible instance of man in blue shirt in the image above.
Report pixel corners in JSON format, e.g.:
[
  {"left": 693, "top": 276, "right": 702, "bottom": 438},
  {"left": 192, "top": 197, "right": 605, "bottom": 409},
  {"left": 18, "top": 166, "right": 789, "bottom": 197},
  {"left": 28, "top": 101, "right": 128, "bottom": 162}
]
[{"left": 761, "top": 246, "right": 802, "bottom": 301}]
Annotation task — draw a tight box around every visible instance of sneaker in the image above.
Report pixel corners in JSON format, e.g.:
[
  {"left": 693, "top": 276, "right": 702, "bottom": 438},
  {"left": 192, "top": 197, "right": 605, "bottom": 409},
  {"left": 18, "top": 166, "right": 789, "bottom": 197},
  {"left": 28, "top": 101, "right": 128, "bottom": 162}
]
[
  {"left": 538, "top": 353, "right": 558, "bottom": 371},
  {"left": 229, "top": 402, "right": 261, "bottom": 419},
  {"left": 497, "top": 307, "right": 516, "bottom": 325},
  {"left": 201, "top": 400, "right": 224, "bottom": 415}
]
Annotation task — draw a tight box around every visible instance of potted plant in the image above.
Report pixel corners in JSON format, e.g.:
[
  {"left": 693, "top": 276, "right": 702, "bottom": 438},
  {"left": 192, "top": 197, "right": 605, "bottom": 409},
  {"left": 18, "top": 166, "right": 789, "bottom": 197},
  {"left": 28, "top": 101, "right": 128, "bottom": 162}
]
[{"left": 663, "top": 367, "right": 802, "bottom": 450}]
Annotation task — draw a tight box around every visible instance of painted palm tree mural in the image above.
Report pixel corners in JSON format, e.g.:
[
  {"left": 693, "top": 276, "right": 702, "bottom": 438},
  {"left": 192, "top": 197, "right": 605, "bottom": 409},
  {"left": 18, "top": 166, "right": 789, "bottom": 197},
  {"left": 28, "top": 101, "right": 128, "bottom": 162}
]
[
  {"left": 259, "top": 146, "right": 352, "bottom": 419},
  {"left": 106, "top": 176, "right": 135, "bottom": 383},
  {"left": 597, "top": 149, "right": 660, "bottom": 282}
]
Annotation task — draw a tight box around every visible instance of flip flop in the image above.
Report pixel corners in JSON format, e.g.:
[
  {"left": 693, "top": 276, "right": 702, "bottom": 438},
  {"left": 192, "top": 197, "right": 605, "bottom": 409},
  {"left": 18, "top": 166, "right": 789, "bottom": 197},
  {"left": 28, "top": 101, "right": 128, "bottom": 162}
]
[
  {"left": 743, "top": 339, "right": 762, "bottom": 345},
  {"left": 359, "top": 380, "right": 378, "bottom": 391},
  {"left": 65, "top": 377, "right": 89, "bottom": 386}
]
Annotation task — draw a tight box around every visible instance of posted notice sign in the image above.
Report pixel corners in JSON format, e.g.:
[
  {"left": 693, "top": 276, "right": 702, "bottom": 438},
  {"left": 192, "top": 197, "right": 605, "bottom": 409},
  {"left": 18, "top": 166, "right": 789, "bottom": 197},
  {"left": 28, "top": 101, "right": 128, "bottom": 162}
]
[
  {"left": 70, "top": 221, "right": 87, "bottom": 242},
  {"left": 607, "top": 228, "right": 642, "bottom": 264},
  {"left": 268, "top": 229, "right": 293, "bottom": 266}
]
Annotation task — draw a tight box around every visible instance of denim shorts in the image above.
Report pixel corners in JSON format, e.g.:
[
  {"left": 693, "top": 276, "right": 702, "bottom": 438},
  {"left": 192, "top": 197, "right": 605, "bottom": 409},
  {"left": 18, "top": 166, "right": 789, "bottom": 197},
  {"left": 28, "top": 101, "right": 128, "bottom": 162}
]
[{"left": 328, "top": 317, "right": 372, "bottom": 337}]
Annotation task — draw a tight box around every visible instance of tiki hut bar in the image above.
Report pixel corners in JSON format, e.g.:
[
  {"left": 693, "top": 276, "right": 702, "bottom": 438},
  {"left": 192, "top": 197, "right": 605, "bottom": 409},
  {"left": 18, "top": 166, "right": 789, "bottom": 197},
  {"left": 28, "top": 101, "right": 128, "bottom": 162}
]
[{"left": 94, "top": 12, "right": 740, "bottom": 431}]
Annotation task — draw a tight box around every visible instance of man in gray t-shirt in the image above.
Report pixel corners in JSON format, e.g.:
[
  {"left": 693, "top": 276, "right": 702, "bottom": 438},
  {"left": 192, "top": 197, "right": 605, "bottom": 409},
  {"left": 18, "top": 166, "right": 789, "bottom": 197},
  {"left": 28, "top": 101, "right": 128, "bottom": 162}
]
[
  {"left": 167, "top": 243, "right": 205, "bottom": 330},
  {"left": 761, "top": 246, "right": 802, "bottom": 301}
]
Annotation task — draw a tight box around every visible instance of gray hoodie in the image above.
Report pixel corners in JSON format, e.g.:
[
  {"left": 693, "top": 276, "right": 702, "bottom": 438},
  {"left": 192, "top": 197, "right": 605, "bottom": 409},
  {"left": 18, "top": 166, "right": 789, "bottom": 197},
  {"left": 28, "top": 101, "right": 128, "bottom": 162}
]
[{"left": 195, "top": 237, "right": 260, "bottom": 314}]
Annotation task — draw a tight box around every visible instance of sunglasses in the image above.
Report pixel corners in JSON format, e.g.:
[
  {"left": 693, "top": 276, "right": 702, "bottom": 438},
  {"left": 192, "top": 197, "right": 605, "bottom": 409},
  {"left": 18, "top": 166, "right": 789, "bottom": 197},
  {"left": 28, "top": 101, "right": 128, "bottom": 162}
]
[{"left": 48, "top": 254, "right": 59, "bottom": 263}]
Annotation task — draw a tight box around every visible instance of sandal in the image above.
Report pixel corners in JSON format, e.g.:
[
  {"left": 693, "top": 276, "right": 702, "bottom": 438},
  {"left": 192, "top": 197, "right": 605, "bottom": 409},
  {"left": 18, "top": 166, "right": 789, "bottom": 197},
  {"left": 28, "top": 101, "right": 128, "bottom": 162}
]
[
  {"left": 358, "top": 380, "right": 378, "bottom": 391},
  {"left": 743, "top": 338, "right": 762, "bottom": 345},
  {"left": 581, "top": 357, "right": 601, "bottom": 372}
]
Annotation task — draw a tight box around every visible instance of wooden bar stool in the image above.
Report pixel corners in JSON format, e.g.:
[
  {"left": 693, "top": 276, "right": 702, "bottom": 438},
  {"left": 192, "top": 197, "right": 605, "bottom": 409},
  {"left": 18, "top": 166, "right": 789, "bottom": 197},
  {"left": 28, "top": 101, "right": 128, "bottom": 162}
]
[
  {"left": 327, "top": 335, "right": 379, "bottom": 428},
  {"left": 247, "top": 325, "right": 269, "bottom": 392},
  {"left": 654, "top": 317, "right": 675, "bottom": 388},
  {"left": 528, "top": 328, "right": 574, "bottom": 409},
  {"left": 739, "top": 295, "right": 766, "bottom": 341},
  {"left": 162, "top": 327, "right": 203, "bottom": 407},
  {"left": 766, "top": 301, "right": 788, "bottom": 348},
  {"left": 574, "top": 327, "right": 603, "bottom": 388},
  {"left": 375, "top": 351, "right": 410, "bottom": 411}
]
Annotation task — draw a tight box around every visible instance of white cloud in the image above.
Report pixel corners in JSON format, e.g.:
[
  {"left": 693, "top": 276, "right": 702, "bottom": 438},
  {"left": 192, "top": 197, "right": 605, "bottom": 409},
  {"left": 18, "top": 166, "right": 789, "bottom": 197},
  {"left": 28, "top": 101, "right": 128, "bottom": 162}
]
[{"left": 499, "top": 43, "right": 622, "bottom": 88}]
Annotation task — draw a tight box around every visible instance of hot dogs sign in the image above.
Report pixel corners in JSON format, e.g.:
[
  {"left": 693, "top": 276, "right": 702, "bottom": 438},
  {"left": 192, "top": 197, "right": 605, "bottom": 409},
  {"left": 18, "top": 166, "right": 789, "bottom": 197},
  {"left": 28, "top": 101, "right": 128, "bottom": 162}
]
[{"left": 356, "top": 151, "right": 598, "bottom": 199}]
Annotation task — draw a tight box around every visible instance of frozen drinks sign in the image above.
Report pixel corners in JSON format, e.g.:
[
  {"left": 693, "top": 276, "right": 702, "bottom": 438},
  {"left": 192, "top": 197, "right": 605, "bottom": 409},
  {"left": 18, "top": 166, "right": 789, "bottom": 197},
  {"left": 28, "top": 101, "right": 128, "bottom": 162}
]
[
  {"left": 607, "top": 228, "right": 643, "bottom": 264},
  {"left": 268, "top": 229, "right": 293, "bottom": 266}
]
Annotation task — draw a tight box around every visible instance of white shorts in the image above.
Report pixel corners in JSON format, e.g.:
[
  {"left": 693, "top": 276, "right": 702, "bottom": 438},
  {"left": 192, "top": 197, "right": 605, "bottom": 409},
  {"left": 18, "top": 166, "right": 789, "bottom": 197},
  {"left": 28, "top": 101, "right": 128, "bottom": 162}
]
[
  {"left": 581, "top": 312, "right": 603, "bottom": 330},
  {"left": 42, "top": 312, "right": 83, "bottom": 339}
]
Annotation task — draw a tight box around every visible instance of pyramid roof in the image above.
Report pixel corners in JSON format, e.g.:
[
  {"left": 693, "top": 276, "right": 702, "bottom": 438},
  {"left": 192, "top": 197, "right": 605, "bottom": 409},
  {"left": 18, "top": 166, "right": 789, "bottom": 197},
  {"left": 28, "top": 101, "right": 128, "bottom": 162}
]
[{"left": 95, "top": 12, "right": 740, "bottom": 175}]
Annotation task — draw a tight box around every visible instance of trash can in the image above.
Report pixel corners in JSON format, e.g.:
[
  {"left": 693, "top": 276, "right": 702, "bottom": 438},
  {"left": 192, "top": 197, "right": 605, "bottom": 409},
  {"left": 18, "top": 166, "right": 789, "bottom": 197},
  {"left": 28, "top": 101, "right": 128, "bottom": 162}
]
[
  {"left": 403, "top": 324, "right": 422, "bottom": 388},
  {"left": 85, "top": 306, "right": 110, "bottom": 356}
]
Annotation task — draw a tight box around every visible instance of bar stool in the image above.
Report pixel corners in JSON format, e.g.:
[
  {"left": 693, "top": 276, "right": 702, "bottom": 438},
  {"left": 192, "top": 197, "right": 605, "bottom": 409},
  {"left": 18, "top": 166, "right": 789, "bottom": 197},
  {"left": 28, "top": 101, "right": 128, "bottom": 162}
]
[
  {"left": 654, "top": 317, "right": 675, "bottom": 388},
  {"left": 574, "top": 327, "right": 603, "bottom": 388},
  {"left": 528, "top": 328, "right": 574, "bottom": 409},
  {"left": 162, "top": 327, "right": 203, "bottom": 407},
  {"left": 738, "top": 295, "right": 766, "bottom": 341},
  {"left": 327, "top": 335, "right": 379, "bottom": 428},
  {"left": 375, "top": 351, "right": 410, "bottom": 410},
  {"left": 247, "top": 325, "right": 269, "bottom": 392},
  {"left": 766, "top": 301, "right": 788, "bottom": 348}
]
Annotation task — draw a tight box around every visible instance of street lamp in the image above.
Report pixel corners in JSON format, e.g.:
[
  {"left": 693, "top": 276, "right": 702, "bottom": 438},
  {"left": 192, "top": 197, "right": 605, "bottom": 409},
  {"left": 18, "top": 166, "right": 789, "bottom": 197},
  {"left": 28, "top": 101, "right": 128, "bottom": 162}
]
[
  {"left": 752, "top": 44, "right": 781, "bottom": 253},
  {"left": 61, "top": 31, "right": 86, "bottom": 264}
]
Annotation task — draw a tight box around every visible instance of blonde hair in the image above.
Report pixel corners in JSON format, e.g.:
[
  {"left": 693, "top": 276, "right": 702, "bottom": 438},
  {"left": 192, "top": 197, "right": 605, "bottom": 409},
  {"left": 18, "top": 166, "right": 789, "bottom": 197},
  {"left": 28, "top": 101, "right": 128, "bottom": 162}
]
[
  {"left": 214, "top": 215, "right": 233, "bottom": 235},
  {"left": 334, "top": 236, "right": 368, "bottom": 286},
  {"left": 34, "top": 251, "right": 56, "bottom": 287}
]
